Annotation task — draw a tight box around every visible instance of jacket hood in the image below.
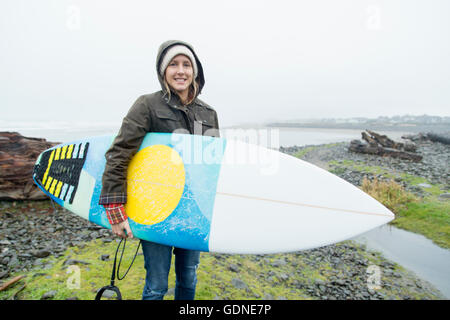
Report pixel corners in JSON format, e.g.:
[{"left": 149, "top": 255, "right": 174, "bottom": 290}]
[{"left": 156, "top": 40, "right": 205, "bottom": 97}]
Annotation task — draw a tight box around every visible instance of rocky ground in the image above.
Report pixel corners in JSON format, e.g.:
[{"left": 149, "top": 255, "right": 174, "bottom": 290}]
[
  {"left": 0, "top": 201, "right": 115, "bottom": 280},
  {"left": 206, "top": 241, "right": 445, "bottom": 300},
  {"left": 0, "top": 204, "right": 445, "bottom": 300},
  {"left": 0, "top": 136, "right": 448, "bottom": 300}
]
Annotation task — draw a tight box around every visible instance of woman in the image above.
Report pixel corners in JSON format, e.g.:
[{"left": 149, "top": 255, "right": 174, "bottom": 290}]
[{"left": 99, "top": 40, "right": 220, "bottom": 300}]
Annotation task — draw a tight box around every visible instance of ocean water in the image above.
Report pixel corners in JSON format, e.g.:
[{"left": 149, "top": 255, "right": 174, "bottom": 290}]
[
  {"left": 0, "top": 120, "right": 414, "bottom": 147},
  {"left": 268, "top": 127, "right": 412, "bottom": 147},
  {"left": 0, "top": 120, "right": 121, "bottom": 144}
]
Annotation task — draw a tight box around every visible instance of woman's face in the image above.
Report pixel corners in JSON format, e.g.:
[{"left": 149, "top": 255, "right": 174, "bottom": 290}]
[{"left": 165, "top": 54, "right": 194, "bottom": 98}]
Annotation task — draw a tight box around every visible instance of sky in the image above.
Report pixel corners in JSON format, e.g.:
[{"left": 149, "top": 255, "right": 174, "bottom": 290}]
[{"left": 1, "top": 0, "right": 449, "bottom": 127}]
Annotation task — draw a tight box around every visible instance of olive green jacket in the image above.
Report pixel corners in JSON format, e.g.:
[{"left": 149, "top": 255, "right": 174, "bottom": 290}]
[{"left": 99, "top": 40, "right": 219, "bottom": 205}]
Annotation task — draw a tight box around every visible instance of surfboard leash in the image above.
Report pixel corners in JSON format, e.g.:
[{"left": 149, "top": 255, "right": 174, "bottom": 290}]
[
  {"left": 95, "top": 237, "right": 141, "bottom": 300},
  {"left": 45, "top": 198, "right": 141, "bottom": 300}
]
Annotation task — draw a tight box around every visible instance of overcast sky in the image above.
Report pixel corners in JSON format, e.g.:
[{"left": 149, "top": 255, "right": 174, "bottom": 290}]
[{"left": 1, "top": 0, "right": 449, "bottom": 127}]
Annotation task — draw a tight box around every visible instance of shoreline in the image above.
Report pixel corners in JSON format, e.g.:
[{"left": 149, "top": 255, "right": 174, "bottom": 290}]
[{"left": 266, "top": 123, "right": 450, "bottom": 134}]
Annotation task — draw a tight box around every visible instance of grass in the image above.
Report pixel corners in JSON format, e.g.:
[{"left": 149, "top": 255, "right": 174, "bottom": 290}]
[
  {"left": 1, "top": 238, "right": 444, "bottom": 300},
  {"left": 328, "top": 160, "right": 389, "bottom": 177},
  {"left": 399, "top": 173, "right": 447, "bottom": 197},
  {"left": 293, "top": 143, "right": 343, "bottom": 159},
  {"left": 361, "top": 177, "right": 417, "bottom": 212},
  {"left": 0, "top": 239, "right": 145, "bottom": 301},
  {"left": 361, "top": 177, "right": 450, "bottom": 249},
  {"left": 392, "top": 200, "right": 450, "bottom": 249},
  {"left": 293, "top": 146, "right": 320, "bottom": 159}
]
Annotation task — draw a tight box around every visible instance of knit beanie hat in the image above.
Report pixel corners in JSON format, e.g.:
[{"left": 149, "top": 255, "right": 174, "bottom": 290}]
[{"left": 159, "top": 45, "right": 198, "bottom": 79}]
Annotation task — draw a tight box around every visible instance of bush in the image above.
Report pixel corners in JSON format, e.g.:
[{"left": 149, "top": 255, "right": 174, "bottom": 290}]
[{"left": 361, "top": 177, "right": 416, "bottom": 213}]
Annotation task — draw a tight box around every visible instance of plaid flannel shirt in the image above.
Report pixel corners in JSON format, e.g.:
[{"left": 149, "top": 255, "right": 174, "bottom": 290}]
[
  {"left": 99, "top": 194, "right": 127, "bottom": 205},
  {"left": 103, "top": 203, "right": 127, "bottom": 225}
]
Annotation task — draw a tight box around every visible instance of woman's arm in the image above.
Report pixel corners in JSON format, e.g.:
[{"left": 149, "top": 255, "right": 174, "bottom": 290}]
[{"left": 99, "top": 95, "right": 152, "bottom": 205}]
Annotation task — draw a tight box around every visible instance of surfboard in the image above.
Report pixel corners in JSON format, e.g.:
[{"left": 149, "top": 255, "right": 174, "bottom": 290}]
[{"left": 32, "top": 132, "right": 394, "bottom": 254}]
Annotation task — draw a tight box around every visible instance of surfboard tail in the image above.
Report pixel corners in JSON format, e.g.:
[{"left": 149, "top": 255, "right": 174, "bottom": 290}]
[{"left": 33, "top": 142, "right": 90, "bottom": 204}]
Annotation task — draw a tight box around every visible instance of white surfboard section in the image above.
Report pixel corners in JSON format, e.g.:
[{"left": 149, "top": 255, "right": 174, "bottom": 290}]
[
  {"left": 208, "top": 139, "right": 394, "bottom": 254},
  {"left": 65, "top": 170, "right": 96, "bottom": 221}
]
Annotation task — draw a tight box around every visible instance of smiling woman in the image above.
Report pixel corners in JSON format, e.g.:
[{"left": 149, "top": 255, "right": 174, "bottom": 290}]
[
  {"left": 98, "top": 40, "right": 220, "bottom": 300},
  {"left": 165, "top": 55, "right": 194, "bottom": 102},
  {"left": 159, "top": 44, "right": 200, "bottom": 106}
]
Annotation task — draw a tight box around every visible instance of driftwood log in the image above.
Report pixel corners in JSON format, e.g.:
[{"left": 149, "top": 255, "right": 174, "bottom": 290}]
[
  {"left": 0, "top": 275, "right": 25, "bottom": 292},
  {"left": 0, "top": 132, "right": 59, "bottom": 200},
  {"left": 349, "top": 130, "right": 422, "bottom": 162},
  {"left": 365, "top": 130, "right": 416, "bottom": 151},
  {"left": 425, "top": 133, "right": 450, "bottom": 145}
]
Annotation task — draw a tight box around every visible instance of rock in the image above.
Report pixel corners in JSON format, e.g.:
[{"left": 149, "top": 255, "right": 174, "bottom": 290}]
[
  {"left": 41, "top": 290, "right": 57, "bottom": 300},
  {"left": 0, "top": 132, "right": 59, "bottom": 200},
  {"left": 32, "top": 272, "right": 47, "bottom": 278},
  {"left": 34, "top": 259, "right": 44, "bottom": 266},
  {"left": 63, "top": 259, "right": 90, "bottom": 266},
  {"left": 231, "top": 278, "right": 248, "bottom": 290},
  {"left": 333, "top": 279, "right": 346, "bottom": 286},
  {"left": 33, "top": 249, "right": 51, "bottom": 258},
  {"left": 438, "top": 193, "right": 450, "bottom": 200},
  {"left": 100, "top": 254, "right": 110, "bottom": 261},
  {"left": 8, "top": 256, "right": 19, "bottom": 267},
  {"left": 89, "top": 232, "right": 99, "bottom": 239},
  {"left": 312, "top": 277, "right": 323, "bottom": 286},
  {"left": 403, "top": 141, "right": 417, "bottom": 152},
  {"left": 357, "top": 259, "right": 368, "bottom": 266},
  {"left": 381, "top": 261, "right": 396, "bottom": 270},
  {"left": 229, "top": 263, "right": 239, "bottom": 272},
  {"left": 418, "top": 183, "right": 432, "bottom": 188},
  {"left": 0, "top": 270, "right": 9, "bottom": 279},
  {"left": 262, "top": 293, "right": 274, "bottom": 300},
  {"left": 279, "top": 273, "right": 289, "bottom": 281},
  {"left": 426, "top": 133, "right": 450, "bottom": 145},
  {"left": 1, "top": 256, "right": 10, "bottom": 265},
  {"left": 271, "top": 259, "right": 287, "bottom": 267}
]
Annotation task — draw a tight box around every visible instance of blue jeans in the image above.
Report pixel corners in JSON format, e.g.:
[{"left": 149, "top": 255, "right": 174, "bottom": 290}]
[{"left": 141, "top": 240, "right": 200, "bottom": 300}]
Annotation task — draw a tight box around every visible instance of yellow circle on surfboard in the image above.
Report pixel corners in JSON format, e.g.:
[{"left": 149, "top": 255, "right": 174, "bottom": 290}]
[{"left": 125, "top": 145, "right": 185, "bottom": 225}]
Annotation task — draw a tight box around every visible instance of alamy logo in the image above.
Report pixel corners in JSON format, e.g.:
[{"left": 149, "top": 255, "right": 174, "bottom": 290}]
[
  {"left": 66, "top": 265, "right": 81, "bottom": 289},
  {"left": 366, "top": 264, "right": 382, "bottom": 290}
]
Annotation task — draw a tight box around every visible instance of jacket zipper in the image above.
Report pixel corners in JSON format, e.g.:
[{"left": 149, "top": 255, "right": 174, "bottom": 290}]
[{"left": 175, "top": 106, "right": 194, "bottom": 134}]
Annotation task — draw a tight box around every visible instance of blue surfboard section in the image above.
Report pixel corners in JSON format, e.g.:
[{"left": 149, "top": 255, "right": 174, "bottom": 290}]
[{"left": 33, "top": 133, "right": 227, "bottom": 252}]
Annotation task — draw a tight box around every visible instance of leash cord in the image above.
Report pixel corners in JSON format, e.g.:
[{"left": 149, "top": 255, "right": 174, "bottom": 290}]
[
  {"left": 95, "top": 236, "right": 141, "bottom": 300},
  {"left": 115, "top": 236, "right": 142, "bottom": 282},
  {"left": 47, "top": 198, "right": 141, "bottom": 299}
]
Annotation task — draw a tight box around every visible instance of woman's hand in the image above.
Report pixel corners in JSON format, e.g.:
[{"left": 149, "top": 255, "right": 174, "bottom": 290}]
[{"left": 111, "top": 219, "right": 133, "bottom": 239}]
